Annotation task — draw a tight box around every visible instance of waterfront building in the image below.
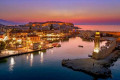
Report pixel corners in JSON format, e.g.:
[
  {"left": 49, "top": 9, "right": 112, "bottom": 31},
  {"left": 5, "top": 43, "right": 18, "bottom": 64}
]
[
  {"left": 0, "top": 32, "right": 5, "bottom": 41},
  {"left": 93, "top": 32, "right": 100, "bottom": 53},
  {"left": 28, "top": 35, "right": 41, "bottom": 43}
]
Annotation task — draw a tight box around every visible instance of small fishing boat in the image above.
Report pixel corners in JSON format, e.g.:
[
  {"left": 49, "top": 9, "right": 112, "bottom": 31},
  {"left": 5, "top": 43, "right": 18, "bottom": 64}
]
[
  {"left": 88, "top": 54, "right": 92, "bottom": 57},
  {"left": 78, "top": 45, "right": 83, "bottom": 48},
  {"left": 52, "top": 43, "right": 61, "bottom": 47}
]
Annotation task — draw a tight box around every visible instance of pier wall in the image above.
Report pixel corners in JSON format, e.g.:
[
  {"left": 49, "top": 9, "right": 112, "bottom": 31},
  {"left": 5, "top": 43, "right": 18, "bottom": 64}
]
[{"left": 92, "top": 39, "right": 116, "bottom": 60}]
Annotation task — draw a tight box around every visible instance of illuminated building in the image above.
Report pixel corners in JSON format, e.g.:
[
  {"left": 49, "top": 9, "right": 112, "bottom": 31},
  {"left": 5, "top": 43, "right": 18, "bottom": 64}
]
[
  {"left": 28, "top": 35, "right": 41, "bottom": 43},
  {"left": 0, "top": 33, "right": 5, "bottom": 41},
  {"left": 93, "top": 32, "right": 100, "bottom": 53}
]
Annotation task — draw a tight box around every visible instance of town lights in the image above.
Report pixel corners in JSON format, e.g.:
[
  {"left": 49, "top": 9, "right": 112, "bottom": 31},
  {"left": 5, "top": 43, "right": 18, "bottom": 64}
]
[
  {"left": 94, "top": 48, "right": 99, "bottom": 53},
  {"left": 3, "top": 36, "right": 8, "bottom": 41},
  {"left": 47, "top": 34, "right": 52, "bottom": 37},
  {"left": 17, "top": 39, "right": 22, "bottom": 44},
  {"left": 40, "top": 42, "right": 43, "bottom": 45},
  {"left": 0, "top": 38, "right": 2, "bottom": 41},
  {"left": 13, "top": 38, "right": 16, "bottom": 40},
  {"left": 30, "top": 43, "right": 33, "bottom": 46},
  {"left": 39, "top": 45, "right": 42, "bottom": 49},
  {"left": 96, "top": 32, "right": 100, "bottom": 35}
]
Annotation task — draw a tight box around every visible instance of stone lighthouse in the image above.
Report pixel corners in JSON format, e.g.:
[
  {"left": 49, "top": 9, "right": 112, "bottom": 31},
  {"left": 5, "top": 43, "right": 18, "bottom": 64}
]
[{"left": 93, "top": 31, "right": 100, "bottom": 53}]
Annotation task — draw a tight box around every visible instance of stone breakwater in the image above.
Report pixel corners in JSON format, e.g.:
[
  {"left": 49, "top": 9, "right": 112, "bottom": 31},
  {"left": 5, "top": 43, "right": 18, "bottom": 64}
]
[
  {"left": 62, "top": 50, "right": 120, "bottom": 78},
  {"left": 93, "top": 38, "right": 117, "bottom": 60}
]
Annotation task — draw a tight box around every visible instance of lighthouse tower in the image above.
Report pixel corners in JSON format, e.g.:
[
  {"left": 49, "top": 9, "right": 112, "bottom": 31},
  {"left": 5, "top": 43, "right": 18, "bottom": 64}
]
[{"left": 93, "top": 32, "right": 100, "bottom": 53}]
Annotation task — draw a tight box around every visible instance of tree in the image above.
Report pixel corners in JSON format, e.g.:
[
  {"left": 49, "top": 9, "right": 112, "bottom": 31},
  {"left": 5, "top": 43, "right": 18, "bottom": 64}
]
[{"left": 0, "top": 41, "right": 6, "bottom": 53}]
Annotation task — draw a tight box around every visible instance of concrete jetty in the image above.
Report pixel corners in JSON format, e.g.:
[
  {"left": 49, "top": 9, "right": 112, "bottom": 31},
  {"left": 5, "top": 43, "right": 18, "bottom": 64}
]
[{"left": 62, "top": 50, "right": 120, "bottom": 78}]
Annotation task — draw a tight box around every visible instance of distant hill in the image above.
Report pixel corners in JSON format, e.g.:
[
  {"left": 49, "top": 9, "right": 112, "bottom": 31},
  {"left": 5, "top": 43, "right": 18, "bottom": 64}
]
[{"left": 0, "top": 19, "right": 25, "bottom": 25}]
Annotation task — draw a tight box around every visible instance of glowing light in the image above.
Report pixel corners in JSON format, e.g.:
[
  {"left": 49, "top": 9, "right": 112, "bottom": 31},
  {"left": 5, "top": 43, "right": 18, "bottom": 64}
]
[
  {"left": 0, "top": 38, "right": 2, "bottom": 41},
  {"left": 50, "top": 49, "right": 53, "bottom": 54},
  {"left": 26, "top": 55, "right": 29, "bottom": 61},
  {"left": 96, "top": 32, "right": 100, "bottom": 35},
  {"left": 93, "top": 31, "right": 100, "bottom": 53},
  {"left": 30, "top": 43, "right": 33, "bottom": 46},
  {"left": 13, "top": 38, "right": 16, "bottom": 40},
  {"left": 41, "top": 42, "right": 43, "bottom": 45},
  {"left": 39, "top": 45, "right": 42, "bottom": 48},
  {"left": 94, "top": 48, "right": 99, "bottom": 53},
  {"left": 17, "top": 39, "right": 22, "bottom": 44},
  {"left": 40, "top": 52, "right": 43, "bottom": 63},
  {"left": 9, "top": 57, "right": 15, "bottom": 71},
  {"left": 30, "top": 54, "right": 33, "bottom": 67},
  {"left": 3, "top": 36, "right": 8, "bottom": 41},
  {"left": 59, "top": 40, "right": 62, "bottom": 45},
  {"left": 47, "top": 34, "right": 52, "bottom": 37}
]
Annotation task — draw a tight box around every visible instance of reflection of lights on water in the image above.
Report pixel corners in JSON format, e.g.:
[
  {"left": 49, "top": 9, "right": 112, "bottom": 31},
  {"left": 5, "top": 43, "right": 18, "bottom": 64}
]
[
  {"left": 40, "top": 52, "right": 44, "bottom": 63},
  {"left": 50, "top": 49, "right": 53, "bottom": 54},
  {"left": 9, "top": 57, "right": 15, "bottom": 71},
  {"left": 26, "top": 55, "right": 29, "bottom": 61},
  {"left": 38, "top": 51, "right": 44, "bottom": 63},
  {"left": 30, "top": 54, "right": 33, "bottom": 67},
  {"left": 59, "top": 40, "right": 62, "bottom": 45}
]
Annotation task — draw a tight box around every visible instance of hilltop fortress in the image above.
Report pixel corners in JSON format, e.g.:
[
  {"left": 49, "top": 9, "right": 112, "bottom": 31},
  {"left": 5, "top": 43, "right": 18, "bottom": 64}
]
[{"left": 24, "top": 21, "right": 74, "bottom": 30}]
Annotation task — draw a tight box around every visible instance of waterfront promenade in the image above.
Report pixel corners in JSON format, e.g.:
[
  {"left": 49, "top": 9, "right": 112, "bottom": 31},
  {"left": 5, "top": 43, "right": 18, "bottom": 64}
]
[{"left": 0, "top": 46, "right": 53, "bottom": 59}]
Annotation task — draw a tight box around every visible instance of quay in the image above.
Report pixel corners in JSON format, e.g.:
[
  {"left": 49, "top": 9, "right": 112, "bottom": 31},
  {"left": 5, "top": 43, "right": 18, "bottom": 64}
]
[{"left": 0, "top": 46, "right": 53, "bottom": 59}]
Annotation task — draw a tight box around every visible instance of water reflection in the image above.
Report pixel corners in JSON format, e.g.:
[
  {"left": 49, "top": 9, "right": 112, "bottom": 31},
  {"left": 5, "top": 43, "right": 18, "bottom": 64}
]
[
  {"left": 40, "top": 52, "right": 43, "bottom": 63},
  {"left": 30, "top": 54, "right": 33, "bottom": 67},
  {"left": 9, "top": 57, "right": 15, "bottom": 71},
  {"left": 0, "top": 37, "right": 113, "bottom": 80},
  {"left": 39, "top": 51, "right": 44, "bottom": 63},
  {"left": 50, "top": 49, "right": 53, "bottom": 54},
  {"left": 59, "top": 40, "right": 62, "bottom": 45},
  {"left": 26, "top": 55, "right": 29, "bottom": 62}
]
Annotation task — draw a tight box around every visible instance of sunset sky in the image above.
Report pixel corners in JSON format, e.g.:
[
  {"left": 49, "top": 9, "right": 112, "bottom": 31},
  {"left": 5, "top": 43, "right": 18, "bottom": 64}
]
[{"left": 0, "top": 0, "right": 120, "bottom": 24}]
